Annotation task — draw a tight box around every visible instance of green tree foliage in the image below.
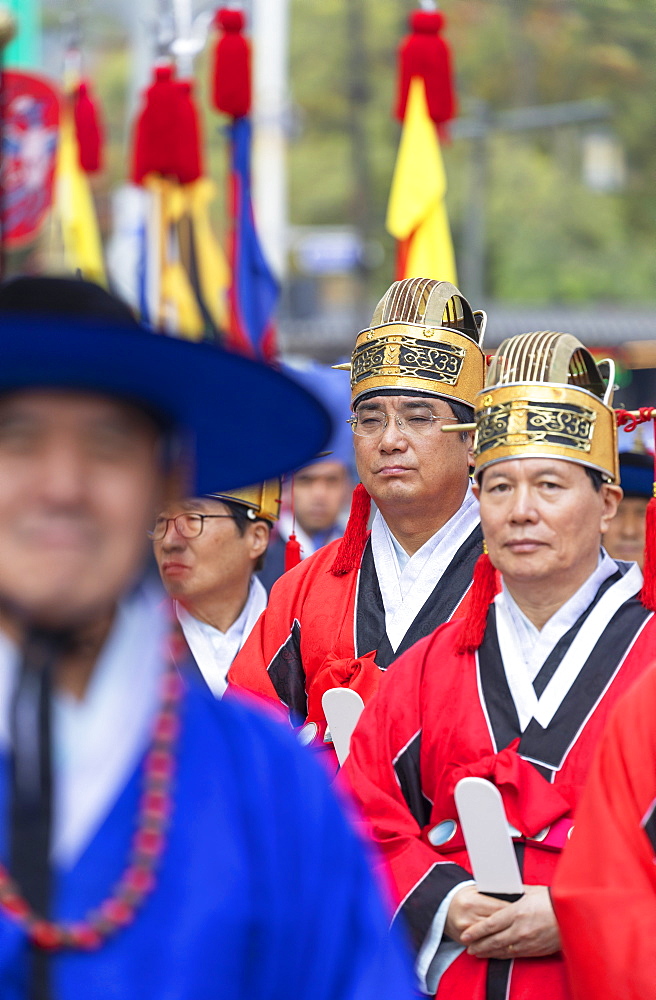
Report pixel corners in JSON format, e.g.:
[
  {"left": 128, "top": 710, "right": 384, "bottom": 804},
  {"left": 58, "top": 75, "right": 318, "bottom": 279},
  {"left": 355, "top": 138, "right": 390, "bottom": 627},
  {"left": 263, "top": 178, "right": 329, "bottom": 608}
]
[{"left": 288, "top": 0, "right": 656, "bottom": 303}]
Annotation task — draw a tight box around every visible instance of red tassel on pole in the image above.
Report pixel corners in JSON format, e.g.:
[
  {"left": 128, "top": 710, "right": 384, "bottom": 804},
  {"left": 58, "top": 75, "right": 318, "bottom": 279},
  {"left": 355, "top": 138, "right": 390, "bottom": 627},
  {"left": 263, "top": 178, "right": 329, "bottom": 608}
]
[
  {"left": 73, "top": 81, "right": 104, "bottom": 174},
  {"left": 330, "top": 484, "right": 372, "bottom": 577},
  {"left": 131, "top": 64, "right": 179, "bottom": 184},
  {"left": 456, "top": 552, "right": 497, "bottom": 655},
  {"left": 394, "top": 9, "right": 456, "bottom": 128},
  {"left": 211, "top": 8, "right": 251, "bottom": 118}
]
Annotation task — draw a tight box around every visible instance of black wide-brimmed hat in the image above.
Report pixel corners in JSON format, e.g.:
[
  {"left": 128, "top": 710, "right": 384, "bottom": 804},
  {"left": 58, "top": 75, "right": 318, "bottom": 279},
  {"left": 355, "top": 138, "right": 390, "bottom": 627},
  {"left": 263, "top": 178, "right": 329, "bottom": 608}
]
[
  {"left": 619, "top": 450, "right": 653, "bottom": 499},
  {"left": 0, "top": 277, "right": 332, "bottom": 494}
]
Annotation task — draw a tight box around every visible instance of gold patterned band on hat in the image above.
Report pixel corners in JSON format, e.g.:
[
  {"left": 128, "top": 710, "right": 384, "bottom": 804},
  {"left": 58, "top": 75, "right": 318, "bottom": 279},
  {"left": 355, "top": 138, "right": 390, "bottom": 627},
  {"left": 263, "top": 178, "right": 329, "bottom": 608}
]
[
  {"left": 350, "top": 323, "right": 485, "bottom": 407},
  {"left": 474, "top": 383, "right": 618, "bottom": 482},
  {"left": 337, "top": 277, "right": 486, "bottom": 408},
  {"left": 471, "top": 332, "right": 618, "bottom": 483},
  {"left": 207, "top": 479, "right": 282, "bottom": 522}
]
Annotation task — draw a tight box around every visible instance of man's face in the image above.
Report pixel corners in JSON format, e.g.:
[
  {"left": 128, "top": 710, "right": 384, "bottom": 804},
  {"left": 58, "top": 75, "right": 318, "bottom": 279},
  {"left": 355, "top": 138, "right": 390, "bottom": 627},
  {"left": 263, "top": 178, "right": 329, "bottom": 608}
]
[
  {"left": 603, "top": 496, "right": 648, "bottom": 568},
  {"left": 353, "top": 395, "right": 473, "bottom": 515},
  {"left": 292, "top": 461, "right": 351, "bottom": 535},
  {"left": 153, "top": 498, "right": 268, "bottom": 609},
  {"left": 474, "top": 458, "right": 622, "bottom": 593},
  {"left": 0, "top": 390, "right": 165, "bottom": 628}
]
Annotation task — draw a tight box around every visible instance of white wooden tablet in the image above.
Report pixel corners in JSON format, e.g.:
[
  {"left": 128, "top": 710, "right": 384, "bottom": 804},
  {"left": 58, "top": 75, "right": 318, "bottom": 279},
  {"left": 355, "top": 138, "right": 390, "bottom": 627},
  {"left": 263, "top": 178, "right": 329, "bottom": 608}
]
[
  {"left": 455, "top": 777, "right": 523, "bottom": 898},
  {"left": 322, "top": 688, "right": 365, "bottom": 766}
]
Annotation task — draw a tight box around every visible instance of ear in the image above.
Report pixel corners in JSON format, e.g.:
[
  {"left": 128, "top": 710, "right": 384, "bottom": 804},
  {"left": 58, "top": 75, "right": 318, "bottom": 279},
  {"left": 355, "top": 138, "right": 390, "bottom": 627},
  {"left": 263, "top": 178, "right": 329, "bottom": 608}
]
[
  {"left": 247, "top": 521, "right": 270, "bottom": 562},
  {"left": 465, "top": 430, "right": 475, "bottom": 468},
  {"left": 599, "top": 483, "right": 624, "bottom": 534},
  {"left": 471, "top": 476, "right": 481, "bottom": 502}
]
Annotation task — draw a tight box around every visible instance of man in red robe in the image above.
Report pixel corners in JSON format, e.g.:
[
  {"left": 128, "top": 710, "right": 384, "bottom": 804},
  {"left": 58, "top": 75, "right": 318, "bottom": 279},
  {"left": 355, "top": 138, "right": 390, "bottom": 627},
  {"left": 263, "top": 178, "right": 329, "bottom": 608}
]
[
  {"left": 343, "top": 330, "right": 656, "bottom": 999},
  {"left": 552, "top": 663, "right": 656, "bottom": 999},
  {"left": 229, "top": 277, "right": 487, "bottom": 751}
]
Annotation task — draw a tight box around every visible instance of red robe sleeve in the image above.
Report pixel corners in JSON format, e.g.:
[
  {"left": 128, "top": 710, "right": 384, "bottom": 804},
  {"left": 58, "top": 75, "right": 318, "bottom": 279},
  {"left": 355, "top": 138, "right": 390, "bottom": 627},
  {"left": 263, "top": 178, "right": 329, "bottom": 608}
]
[
  {"left": 341, "top": 632, "right": 472, "bottom": 954},
  {"left": 552, "top": 664, "right": 656, "bottom": 999},
  {"left": 228, "top": 562, "right": 307, "bottom": 718},
  {"left": 229, "top": 541, "right": 380, "bottom": 742}
]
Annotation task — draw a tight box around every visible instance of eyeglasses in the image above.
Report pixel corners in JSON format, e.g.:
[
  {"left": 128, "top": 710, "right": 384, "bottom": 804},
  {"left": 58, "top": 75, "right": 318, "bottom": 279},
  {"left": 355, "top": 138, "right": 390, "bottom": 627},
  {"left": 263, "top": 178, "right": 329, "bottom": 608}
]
[
  {"left": 148, "top": 512, "right": 236, "bottom": 541},
  {"left": 348, "top": 408, "right": 452, "bottom": 438}
]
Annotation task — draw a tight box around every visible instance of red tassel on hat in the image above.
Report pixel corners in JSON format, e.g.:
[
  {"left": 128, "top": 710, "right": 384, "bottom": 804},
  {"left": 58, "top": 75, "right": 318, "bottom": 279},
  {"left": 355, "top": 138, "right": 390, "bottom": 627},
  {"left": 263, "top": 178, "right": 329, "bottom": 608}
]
[
  {"left": 639, "top": 416, "right": 656, "bottom": 611},
  {"left": 394, "top": 9, "right": 456, "bottom": 128},
  {"left": 211, "top": 8, "right": 251, "bottom": 118},
  {"left": 73, "top": 81, "right": 104, "bottom": 174},
  {"left": 285, "top": 533, "right": 302, "bottom": 572},
  {"left": 174, "top": 80, "right": 203, "bottom": 184},
  {"left": 284, "top": 472, "right": 303, "bottom": 572},
  {"left": 131, "top": 64, "right": 179, "bottom": 184},
  {"left": 456, "top": 552, "right": 497, "bottom": 655},
  {"left": 330, "top": 484, "right": 372, "bottom": 577},
  {"left": 641, "top": 496, "right": 656, "bottom": 612},
  {"left": 616, "top": 407, "right": 656, "bottom": 612}
]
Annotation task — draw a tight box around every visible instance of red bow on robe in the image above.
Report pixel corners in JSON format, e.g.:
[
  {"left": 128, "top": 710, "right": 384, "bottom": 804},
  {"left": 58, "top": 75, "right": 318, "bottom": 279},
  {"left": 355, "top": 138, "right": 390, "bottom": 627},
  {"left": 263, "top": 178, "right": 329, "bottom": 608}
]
[
  {"left": 306, "top": 650, "right": 381, "bottom": 740},
  {"left": 438, "top": 740, "right": 572, "bottom": 838}
]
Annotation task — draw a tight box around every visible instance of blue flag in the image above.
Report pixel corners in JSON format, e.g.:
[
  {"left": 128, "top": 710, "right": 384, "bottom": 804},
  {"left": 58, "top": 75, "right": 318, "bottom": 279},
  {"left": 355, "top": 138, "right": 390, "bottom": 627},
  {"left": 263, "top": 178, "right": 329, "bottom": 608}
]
[{"left": 227, "top": 117, "right": 279, "bottom": 361}]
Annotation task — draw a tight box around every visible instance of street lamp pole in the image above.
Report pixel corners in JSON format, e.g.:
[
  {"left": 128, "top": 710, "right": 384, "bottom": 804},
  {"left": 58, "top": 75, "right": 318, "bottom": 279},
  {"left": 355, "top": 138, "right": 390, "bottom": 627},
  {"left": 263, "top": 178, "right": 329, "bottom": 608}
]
[{"left": 453, "top": 97, "right": 612, "bottom": 304}]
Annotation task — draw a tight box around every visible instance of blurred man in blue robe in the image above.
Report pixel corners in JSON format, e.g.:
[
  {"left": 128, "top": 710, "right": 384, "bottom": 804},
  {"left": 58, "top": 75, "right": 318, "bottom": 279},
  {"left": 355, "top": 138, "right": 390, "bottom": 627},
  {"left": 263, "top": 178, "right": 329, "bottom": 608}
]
[{"left": 0, "top": 277, "right": 416, "bottom": 1000}]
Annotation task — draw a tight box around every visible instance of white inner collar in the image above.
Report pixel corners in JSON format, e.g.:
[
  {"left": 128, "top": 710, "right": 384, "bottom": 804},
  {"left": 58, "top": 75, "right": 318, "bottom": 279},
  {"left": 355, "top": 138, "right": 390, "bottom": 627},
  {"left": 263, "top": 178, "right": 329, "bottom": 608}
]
[
  {"left": 176, "top": 575, "right": 267, "bottom": 697},
  {"left": 371, "top": 484, "right": 480, "bottom": 651},
  {"left": 494, "top": 553, "right": 643, "bottom": 732}
]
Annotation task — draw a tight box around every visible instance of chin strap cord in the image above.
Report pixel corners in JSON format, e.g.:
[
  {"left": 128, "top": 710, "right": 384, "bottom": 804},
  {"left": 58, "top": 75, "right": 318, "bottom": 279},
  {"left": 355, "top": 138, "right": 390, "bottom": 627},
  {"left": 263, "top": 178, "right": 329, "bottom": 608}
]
[{"left": 11, "top": 628, "right": 69, "bottom": 1000}]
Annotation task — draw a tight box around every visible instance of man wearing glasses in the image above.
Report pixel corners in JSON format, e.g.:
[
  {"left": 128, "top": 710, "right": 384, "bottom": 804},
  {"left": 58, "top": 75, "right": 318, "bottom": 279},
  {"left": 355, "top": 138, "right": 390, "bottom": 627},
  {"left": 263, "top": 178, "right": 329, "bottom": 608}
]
[
  {"left": 152, "top": 483, "right": 279, "bottom": 697},
  {"left": 230, "top": 277, "right": 487, "bottom": 755}
]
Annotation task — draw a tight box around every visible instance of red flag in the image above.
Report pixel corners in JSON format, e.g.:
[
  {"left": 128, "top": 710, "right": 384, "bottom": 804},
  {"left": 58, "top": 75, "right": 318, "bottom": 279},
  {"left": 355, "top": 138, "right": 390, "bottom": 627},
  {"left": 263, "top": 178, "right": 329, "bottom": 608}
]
[{"left": 2, "top": 71, "right": 60, "bottom": 248}]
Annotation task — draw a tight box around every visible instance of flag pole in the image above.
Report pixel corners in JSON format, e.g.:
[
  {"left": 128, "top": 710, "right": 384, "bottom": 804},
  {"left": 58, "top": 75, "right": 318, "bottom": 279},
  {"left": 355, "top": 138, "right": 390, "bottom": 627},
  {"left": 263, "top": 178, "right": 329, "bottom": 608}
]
[
  {"left": 251, "top": 0, "right": 289, "bottom": 280},
  {"left": 0, "top": 8, "right": 17, "bottom": 282}
]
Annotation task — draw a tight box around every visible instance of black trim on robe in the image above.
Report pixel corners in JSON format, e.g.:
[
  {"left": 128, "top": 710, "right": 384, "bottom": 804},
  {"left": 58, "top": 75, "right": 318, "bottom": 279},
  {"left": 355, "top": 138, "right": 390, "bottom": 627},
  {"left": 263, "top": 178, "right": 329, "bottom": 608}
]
[
  {"left": 398, "top": 861, "right": 473, "bottom": 955},
  {"left": 393, "top": 730, "right": 433, "bottom": 828},
  {"left": 531, "top": 570, "right": 621, "bottom": 697},
  {"left": 478, "top": 597, "right": 652, "bottom": 778},
  {"left": 355, "top": 524, "right": 483, "bottom": 668},
  {"left": 486, "top": 959, "right": 513, "bottom": 1000},
  {"left": 477, "top": 608, "right": 523, "bottom": 753},
  {"left": 267, "top": 620, "right": 307, "bottom": 724},
  {"left": 520, "top": 598, "right": 651, "bottom": 773},
  {"left": 484, "top": 837, "right": 526, "bottom": 1000},
  {"left": 642, "top": 801, "right": 656, "bottom": 855}
]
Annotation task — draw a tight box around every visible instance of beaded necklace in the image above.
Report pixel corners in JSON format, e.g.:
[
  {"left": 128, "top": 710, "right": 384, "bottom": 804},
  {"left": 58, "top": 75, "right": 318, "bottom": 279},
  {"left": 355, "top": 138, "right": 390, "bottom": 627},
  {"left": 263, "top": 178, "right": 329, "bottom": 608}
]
[{"left": 0, "top": 652, "right": 184, "bottom": 951}]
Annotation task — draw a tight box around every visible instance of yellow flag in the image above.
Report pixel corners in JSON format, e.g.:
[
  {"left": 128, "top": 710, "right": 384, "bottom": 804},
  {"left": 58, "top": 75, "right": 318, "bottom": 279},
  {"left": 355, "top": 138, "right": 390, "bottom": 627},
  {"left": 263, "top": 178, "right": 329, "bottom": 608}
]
[
  {"left": 386, "top": 76, "right": 457, "bottom": 284},
  {"left": 54, "top": 106, "right": 106, "bottom": 286},
  {"left": 145, "top": 176, "right": 204, "bottom": 341},
  {"left": 185, "top": 178, "right": 230, "bottom": 331}
]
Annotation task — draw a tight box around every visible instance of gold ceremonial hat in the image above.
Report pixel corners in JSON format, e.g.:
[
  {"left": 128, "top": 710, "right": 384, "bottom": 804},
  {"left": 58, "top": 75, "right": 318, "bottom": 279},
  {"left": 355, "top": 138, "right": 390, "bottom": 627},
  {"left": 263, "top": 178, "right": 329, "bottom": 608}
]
[
  {"left": 207, "top": 479, "right": 282, "bottom": 523},
  {"left": 336, "top": 277, "right": 486, "bottom": 409},
  {"left": 473, "top": 331, "right": 618, "bottom": 483}
]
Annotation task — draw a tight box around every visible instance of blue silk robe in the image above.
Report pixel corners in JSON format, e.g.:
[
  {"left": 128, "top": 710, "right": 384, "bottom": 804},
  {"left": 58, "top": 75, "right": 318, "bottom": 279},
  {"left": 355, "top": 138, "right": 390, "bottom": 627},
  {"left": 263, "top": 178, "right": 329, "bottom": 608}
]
[{"left": 0, "top": 680, "right": 415, "bottom": 1000}]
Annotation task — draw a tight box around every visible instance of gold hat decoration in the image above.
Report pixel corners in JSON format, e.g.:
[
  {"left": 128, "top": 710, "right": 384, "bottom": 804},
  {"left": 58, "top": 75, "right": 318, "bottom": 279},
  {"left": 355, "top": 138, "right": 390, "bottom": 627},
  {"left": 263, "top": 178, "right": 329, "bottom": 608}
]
[
  {"left": 208, "top": 479, "right": 282, "bottom": 523},
  {"left": 472, "top": 331, "right": 618, "bottom": 482},
  {"left": 335, "top": 277, "right": 486, "bottom": 409}
]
